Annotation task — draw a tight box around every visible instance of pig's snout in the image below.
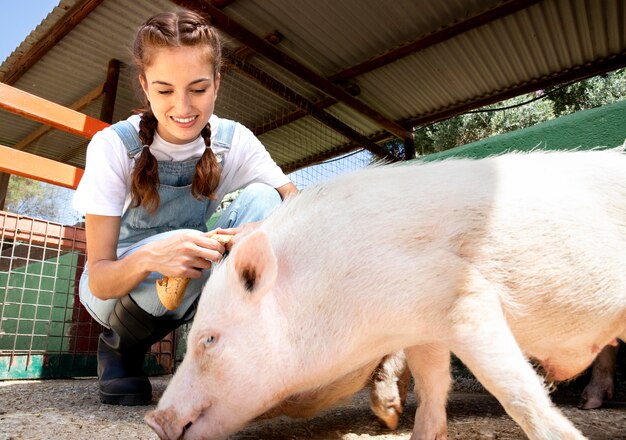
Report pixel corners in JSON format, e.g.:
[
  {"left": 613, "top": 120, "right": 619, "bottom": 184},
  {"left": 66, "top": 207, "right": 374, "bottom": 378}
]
[{"left": 145, "top": 407, "right": 195, "bottom": 440}]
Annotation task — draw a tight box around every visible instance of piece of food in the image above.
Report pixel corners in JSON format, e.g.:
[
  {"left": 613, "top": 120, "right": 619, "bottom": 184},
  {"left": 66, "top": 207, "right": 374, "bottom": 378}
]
[{"left": 156, "top": 233, "right": 233, "bottom": 310}]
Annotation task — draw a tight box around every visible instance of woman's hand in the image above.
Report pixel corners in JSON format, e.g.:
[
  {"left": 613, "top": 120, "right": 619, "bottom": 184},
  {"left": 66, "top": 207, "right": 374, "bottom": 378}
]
[
  {"left": 210, "top": 221, "right": 262, "bottom": 247},
  {"left": 143, "top": 230, "right": 228, "bottom": 279}
]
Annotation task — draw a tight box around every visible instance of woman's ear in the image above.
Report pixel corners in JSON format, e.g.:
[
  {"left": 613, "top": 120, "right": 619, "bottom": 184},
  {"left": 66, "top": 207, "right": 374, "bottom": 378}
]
[
  {"left": 139, "top": 75, "right": 149, "bottom": 99},
  {"left": 214, "top": 72, "right": 221, "bottom": 99}
]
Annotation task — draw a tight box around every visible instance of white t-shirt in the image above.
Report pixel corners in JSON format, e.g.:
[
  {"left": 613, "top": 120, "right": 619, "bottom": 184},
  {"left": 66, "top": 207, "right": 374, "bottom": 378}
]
[{"left": 73, "top": 114, "right": 291, "bottom": 216}]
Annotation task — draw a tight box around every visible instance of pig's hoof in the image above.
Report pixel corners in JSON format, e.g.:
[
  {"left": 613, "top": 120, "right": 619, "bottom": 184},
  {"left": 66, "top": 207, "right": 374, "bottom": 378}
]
[{"left": 579, "top": 395, "right": 604, "bottom": 410}]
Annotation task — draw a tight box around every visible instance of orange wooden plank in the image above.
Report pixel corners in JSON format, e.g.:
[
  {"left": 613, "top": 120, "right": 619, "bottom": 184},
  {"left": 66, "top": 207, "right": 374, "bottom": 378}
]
[
  {"left": 0, "top": 82, "right": 109, "bottom": 138},
  {"left": 0, "top": 210, "right": 86, "bottom": 252},
  {"left": 0, "top": 144, "right": 84, "bottom": 189}
]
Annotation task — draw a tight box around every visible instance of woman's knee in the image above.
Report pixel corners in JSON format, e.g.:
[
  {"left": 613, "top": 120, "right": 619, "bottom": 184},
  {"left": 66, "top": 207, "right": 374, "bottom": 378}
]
[
  {"left": 239, "top": 183, "right": 282, "bottom": 207},
  {"left": 216, "top": 183, "right": 282, "bottom": 229}
]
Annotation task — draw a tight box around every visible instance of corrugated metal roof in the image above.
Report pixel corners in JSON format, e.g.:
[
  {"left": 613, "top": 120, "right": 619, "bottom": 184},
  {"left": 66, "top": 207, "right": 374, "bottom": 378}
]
[{"left": 1, "top": 0, "right": 625, "bottom": 173}]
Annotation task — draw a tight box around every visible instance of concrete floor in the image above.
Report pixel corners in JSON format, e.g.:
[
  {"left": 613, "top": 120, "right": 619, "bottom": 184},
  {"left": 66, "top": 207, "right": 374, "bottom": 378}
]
[{"left": 0, "top": 375, "right": 624, "bottom": 440}]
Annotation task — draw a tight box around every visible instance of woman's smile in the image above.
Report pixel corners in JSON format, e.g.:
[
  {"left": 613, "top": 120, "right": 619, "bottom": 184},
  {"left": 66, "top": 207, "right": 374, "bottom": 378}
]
[{"left": 141, "top": 46, "right": 220, "bottom": 144}]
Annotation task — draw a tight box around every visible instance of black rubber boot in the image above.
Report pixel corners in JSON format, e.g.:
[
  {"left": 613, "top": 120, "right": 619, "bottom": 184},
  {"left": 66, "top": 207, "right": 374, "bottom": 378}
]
[{"left": 97, "top": 295, "right": 192, "bottom": 405}]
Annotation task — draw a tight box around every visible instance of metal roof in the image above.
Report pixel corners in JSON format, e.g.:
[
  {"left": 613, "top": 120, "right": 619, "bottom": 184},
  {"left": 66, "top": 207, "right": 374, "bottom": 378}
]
[{"left": 1, "top": 0, "right": 625, "bottom": 173}]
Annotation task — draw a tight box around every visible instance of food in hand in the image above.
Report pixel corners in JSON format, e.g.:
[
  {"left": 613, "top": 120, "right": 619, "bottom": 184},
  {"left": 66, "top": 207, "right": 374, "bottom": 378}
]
[{"left": 156, "top": 233, "right": 233, "bottom": 310}]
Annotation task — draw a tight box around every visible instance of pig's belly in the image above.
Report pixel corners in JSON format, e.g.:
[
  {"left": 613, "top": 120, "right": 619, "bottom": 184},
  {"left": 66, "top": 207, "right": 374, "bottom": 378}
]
[{"left": 512, "top": 327, "right": 609, "bottom": 381}]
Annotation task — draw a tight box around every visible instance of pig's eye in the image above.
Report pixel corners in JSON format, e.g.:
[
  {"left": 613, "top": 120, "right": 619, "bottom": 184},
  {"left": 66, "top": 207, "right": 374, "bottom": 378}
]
[{"left": 203, "top": 335, "right": 218, "bottom": 347}]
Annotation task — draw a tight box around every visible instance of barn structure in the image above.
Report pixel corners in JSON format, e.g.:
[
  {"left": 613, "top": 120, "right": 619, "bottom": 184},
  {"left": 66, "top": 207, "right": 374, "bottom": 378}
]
[{"left": 0, "top": 0, "right": 625, "bottom": 378}]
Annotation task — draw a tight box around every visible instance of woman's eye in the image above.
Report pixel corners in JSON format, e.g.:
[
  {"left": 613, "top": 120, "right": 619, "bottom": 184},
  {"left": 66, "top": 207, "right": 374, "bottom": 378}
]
[
  {"left": 192, "top": 88, "right": 207, "bottom": 94},
  {"left": 157, "top": 90, "right": 173, "bottom": 95}
]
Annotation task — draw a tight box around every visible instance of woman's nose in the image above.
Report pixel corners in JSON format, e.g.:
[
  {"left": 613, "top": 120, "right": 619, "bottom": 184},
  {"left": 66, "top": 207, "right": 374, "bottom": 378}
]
[{"left": 174, "top": 92, "right": 192, "bottom": 113}]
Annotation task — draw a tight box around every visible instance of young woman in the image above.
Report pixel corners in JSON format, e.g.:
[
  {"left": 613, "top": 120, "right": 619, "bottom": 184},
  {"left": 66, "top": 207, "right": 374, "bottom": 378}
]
[{"left": 72, "top": 10, "right": 297, "bottom": 405}]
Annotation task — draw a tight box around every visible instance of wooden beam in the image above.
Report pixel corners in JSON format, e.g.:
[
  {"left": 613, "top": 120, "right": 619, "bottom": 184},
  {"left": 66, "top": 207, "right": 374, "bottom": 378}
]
[
  {"left": 99, "top": 59, "right": 121, "bottom": 123},
  {"left": 228, "top": 51, "right": 395, "bottom": 161},
  {"left": 212, "top": 0, "right": 538, "bottom": 142},
  {"left": 0, "top": 82, "right": 109, "bottom": 139},
  {"left": 281, "top": 131, "right": 394, "bottom": 173},
  {"left": 0, "top": 210, "right": 86, "bottom": 252},
  {"left": 253, "top": 97, "right": 336, "bottom": 136},
  {"left": 0, "top": 144, "right": 84, "bottom": 190},
  {"left": 13, "top": 83, "right": 105, "bottom": 151},
  {"left": 0, "top": 0, "right": 105, "bottom": 85},
  {"left": 329, "top": 0, "right": 541, "bottom": 83},
  {"left": 257, "top": 0, "right": 539, "bottom": 137},
  {"left": 170, "top": 0, "right": 412, "bottom": 140},
  {"left": 0, "top": 173, "right": 9, "bottom": 211}
]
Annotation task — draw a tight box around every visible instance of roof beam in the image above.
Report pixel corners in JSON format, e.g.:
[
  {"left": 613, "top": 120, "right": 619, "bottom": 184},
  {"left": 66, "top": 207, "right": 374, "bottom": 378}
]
[
  {"left": 0, "top": 0, "right": 104, "bottom": 85},
  {"left": 253, "top": 97, "right": 335, "bottom": 136},
  {"left": 227, "top": 50, "right": 395, "bottom": 161},
  {"left": 170, "top": 0, "right": 412, "bottom": 140},
  {"left": 281, "top": 131, "right": 393, "bottom": 174},
  {"left": 194, "top": 0, "right": 540, "bottom": 140},
  {"left": 255, "top": 0, "right": 541, "bottom": 136},
  {"left": 329, "top": 0, "right": 542, "bottom": 83}
]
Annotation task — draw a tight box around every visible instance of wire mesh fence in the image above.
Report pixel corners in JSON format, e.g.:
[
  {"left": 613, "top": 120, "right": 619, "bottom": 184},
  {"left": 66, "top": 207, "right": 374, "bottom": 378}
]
[
  {"left": 217, "top": 50, "right": 383, "bottom": 189},
  {"left": 0, "top": 211, "right": 175, "bottom": 379}
]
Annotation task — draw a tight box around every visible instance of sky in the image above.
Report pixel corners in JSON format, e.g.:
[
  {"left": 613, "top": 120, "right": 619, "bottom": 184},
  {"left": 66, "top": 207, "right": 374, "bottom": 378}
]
[{"left": 0, "top": 0, "right": 60, "bottom": 62}]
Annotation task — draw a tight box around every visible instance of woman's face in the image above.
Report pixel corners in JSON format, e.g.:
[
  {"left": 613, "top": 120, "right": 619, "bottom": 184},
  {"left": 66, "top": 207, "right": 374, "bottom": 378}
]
[{"left": 140, "top": 45, "right": 220, "bottom": 144}]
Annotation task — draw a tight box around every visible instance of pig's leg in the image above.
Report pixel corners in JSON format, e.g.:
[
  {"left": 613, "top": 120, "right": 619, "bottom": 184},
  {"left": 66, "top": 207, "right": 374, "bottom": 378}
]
[
  {"left": 579, "top": 344, "right": 618, "bottom": 409},
  {"left": 449, "top": 290, "right": 586, "bottom": 440},
  {"left": 405, "top": 343, "right": 451, "bottom": 440}
]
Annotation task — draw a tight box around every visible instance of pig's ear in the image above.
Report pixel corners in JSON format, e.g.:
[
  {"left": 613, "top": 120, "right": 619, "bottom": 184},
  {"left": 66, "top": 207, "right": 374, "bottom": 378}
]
[{"left": 228, "top": 229, "right": 277, "bottom": 301}]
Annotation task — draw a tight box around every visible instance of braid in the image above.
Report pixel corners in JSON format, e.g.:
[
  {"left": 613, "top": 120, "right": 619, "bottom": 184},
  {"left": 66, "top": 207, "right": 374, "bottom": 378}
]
[
  {"left": 130, "top": 111, "right": 160, "bottom": 213},
  {"left": 130, "top": 10, "right": 223, "bottom": 208},
  {"left": 192, "top": 122, "right": 221, "bottom": 200}
]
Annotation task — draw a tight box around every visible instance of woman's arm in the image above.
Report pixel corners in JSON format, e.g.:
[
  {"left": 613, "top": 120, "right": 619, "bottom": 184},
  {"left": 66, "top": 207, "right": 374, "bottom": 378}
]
[
  {"left": 276, "top": 182, "right": 298, "bottom": 199},
  {"left": 85, "top": 214, "right": 227, "bottom": 299}
]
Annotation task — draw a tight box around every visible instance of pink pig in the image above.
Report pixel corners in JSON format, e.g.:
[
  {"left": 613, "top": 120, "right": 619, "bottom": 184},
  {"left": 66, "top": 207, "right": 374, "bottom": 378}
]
[{"left": 146, "top": 150, "right": 626, "bottom": 440}]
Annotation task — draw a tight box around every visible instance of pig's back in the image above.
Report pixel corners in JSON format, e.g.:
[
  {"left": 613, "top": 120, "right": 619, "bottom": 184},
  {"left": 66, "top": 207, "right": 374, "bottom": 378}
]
[
  {"left": 266, "top": 150, "right": 626, "bottom": 336},
  {"left": 278, "top": 149, "right": 626, "bottom": 246}
]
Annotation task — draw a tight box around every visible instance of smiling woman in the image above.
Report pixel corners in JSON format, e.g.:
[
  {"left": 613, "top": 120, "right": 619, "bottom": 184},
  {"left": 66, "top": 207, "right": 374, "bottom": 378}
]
[{"left": 70, "top": 9, "right": 298, "bottom": 407}]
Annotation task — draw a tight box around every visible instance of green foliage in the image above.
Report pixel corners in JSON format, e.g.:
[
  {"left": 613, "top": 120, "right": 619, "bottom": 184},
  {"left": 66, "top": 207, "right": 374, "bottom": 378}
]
[
  {"left": 411, "top": 68, "right": 626, "bottom": 156},
  {"left": 4, "top": 175, "right": 79, "bottom": 223}
]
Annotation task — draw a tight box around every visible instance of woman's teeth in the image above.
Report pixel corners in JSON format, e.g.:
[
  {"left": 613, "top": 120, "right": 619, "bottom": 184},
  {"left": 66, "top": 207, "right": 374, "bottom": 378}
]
[{"left": 173, "top": 116, "right": 196, "bottom": 123}]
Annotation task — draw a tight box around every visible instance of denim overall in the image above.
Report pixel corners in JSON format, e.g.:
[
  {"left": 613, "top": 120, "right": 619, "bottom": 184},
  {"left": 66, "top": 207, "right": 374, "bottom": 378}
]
[{"left": 79, "top": 119, "right": 282, "bottom": 327}]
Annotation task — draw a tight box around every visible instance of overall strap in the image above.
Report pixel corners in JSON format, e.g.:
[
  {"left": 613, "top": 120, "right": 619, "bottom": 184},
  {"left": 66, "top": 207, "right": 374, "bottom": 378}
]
[
  {"left": 212, "top": 119, "right": 237, "bottom": 149},
  {"left": 110, "top": 121, "right": 144, "bottom": 158}
]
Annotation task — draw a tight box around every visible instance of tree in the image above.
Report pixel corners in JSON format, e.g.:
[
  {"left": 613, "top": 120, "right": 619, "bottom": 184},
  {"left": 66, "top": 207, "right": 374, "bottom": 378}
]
[
  {"left": 4, "top": 175, "right": 80, "bottom": 223},
  {"left": 406, "top": 68, "right": 626, "bottom": 156}
]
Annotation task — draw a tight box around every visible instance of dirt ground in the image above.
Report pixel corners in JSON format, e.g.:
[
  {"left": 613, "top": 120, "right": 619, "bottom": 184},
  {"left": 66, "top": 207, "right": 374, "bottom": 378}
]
[{"left": 0, "top": 374, "right": 624, "bottom": 440}]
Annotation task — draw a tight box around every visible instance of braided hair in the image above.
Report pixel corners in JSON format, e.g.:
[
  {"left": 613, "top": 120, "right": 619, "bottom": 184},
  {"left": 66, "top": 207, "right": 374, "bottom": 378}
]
[{"left": 129, "top": 10, "right": 222, "bottom": 214}]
